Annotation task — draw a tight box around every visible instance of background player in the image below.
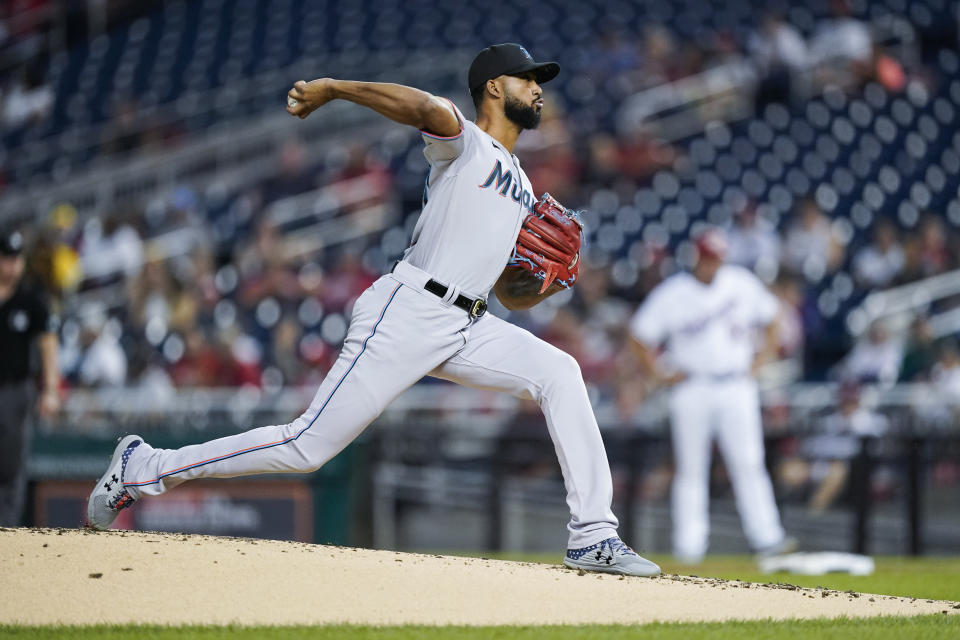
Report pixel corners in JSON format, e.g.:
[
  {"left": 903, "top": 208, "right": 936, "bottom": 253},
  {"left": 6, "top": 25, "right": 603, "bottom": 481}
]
[
  {"left": 0, "top": 228, "right": 61, "bottom": 526},
  {"left": 86, "top": 43, "right": 660, "bottom": 578},
  {"left": 629, "top": 227, "right": 795, "bottom": 564}
]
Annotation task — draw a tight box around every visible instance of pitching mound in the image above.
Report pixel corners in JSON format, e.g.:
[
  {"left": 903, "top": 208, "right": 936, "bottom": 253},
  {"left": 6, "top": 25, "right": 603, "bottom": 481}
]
[{"left": 1, "top": 528, "right": 956, "bottom": 626}]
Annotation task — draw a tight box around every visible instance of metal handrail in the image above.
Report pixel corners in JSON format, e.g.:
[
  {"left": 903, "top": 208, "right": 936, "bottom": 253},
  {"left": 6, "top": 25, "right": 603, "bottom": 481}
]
[
  {"left": 846, "top": 268, "right": 960, "bottom": 336},
  {"left": 55, "top": 380, "right": 960, "bottom": 422}
]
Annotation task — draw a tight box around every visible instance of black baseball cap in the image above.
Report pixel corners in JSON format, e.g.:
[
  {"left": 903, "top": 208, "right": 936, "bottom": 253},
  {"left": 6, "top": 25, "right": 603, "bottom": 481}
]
[
  {"left": 468, "top": 43, "right": 560, "bottom": 92},
  {"left": 0, "top": 229, "right": 23, "bottom": 256}
]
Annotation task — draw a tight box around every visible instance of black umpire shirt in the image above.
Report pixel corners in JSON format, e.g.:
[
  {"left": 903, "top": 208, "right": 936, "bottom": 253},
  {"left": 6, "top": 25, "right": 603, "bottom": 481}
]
[{"left": 0, "top": 286, "right": 54, "bottom": 385}]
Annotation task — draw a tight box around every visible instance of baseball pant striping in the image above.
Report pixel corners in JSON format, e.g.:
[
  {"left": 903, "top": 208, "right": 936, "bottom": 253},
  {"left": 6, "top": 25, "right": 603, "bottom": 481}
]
[
  {"left": 124, "top": 262, "right": 619, "bottom": 548},
  {"left": 669, "top": 378, "right": 785, "bottom": 558},
  {"left": 431, "top": 311, "right": 619, "bottom": 546}
]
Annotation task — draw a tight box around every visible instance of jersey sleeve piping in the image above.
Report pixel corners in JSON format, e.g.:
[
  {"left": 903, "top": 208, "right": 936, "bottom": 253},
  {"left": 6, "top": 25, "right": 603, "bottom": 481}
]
[{"left": 419, "top": 98, "right": 464, "bottom": 140}]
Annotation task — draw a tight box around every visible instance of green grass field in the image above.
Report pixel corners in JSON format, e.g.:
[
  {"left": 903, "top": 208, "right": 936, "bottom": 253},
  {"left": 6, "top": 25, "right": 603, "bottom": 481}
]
[
  {"left": 484, "top": 552, "right": 960, "bottom": 601},
  {"left": 3, "top": 617, "right": 960, "bottom": 640},
  {"left": 5, "top": 554, "right": 959, "bottom": 639}
]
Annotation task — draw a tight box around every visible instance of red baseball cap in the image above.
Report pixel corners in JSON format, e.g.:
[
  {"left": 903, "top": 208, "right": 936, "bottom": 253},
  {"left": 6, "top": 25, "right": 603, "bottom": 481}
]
[{"left": 694, "top": 227, "right": 728, "bottom": 261}]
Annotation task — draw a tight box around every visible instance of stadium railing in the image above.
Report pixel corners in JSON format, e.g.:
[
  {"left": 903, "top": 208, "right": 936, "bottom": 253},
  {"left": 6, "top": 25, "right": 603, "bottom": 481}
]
[{"left": 34, "top": 382, "right": 960, "bottom": 553}]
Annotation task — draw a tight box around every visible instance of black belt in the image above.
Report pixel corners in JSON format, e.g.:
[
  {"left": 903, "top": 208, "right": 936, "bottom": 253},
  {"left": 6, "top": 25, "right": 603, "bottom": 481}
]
[{"left": 424, "top": 279, "right": 487, "bottom": 318}]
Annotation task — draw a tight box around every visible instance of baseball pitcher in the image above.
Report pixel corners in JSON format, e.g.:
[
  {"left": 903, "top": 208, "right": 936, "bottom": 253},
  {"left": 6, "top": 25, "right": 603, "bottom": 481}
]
[{"left": 87, "top": 44, "right": 659, "bottom": 577}]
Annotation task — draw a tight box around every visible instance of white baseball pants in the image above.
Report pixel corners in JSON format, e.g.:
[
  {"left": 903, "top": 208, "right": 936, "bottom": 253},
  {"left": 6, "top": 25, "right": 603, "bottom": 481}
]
[
  {"left": 123, "top": 261, "right": 619, "bottom": 548},
  {"left": 669, "top": 377, "right": 785, "bottom": 559}
]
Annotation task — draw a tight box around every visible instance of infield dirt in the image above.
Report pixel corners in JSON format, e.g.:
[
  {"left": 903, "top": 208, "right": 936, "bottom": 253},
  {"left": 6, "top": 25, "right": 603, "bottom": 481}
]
[{"left": 1, "top": 528, "right": 957, "bottom": 626}]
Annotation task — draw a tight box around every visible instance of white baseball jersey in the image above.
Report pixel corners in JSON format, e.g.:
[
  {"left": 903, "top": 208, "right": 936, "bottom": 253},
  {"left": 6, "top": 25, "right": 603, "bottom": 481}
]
[
  {"left": 119, "top": 98, "right": 622, "bottom": 551},
  {"left": 631, "top": 264, "right": 786, "bottom": 559},
  {"left": 404, "top": 102, "right": 534, "bottom": 298},
  {"left": 630, "top": 264, "right": 778, "bottom": 376}
]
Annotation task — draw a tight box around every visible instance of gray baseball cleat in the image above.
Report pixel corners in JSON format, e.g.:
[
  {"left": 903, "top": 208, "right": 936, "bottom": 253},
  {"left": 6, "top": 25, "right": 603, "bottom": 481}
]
[
  {"left": 86, "top": 435, "right": 143, "bottom": 530},
  {"left": 755, "top": 535, "right": 799, "bottom": 560},
  {"left": 563, "top": 537, "right": 661, "bottom": 577}
]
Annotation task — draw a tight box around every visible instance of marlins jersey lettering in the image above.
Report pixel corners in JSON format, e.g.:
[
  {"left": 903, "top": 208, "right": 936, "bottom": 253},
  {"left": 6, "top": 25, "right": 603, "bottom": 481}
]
[
  {"left": 403, "top": 102, "right": 534, "bottom": 298},
  {"left": 630, "top": 264, "right": 778, "bottom": 375}
]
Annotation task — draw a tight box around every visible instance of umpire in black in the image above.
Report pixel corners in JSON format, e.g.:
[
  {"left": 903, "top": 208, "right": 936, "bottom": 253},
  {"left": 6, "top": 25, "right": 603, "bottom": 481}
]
[{"left": 0, "top": 228, "right": 60, "bottom": 526}]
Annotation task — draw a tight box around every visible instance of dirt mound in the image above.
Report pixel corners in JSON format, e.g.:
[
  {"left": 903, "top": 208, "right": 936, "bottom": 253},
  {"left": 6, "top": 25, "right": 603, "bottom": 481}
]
[{"left": 1, "top": 528, "right": 956, "bottom": 626}]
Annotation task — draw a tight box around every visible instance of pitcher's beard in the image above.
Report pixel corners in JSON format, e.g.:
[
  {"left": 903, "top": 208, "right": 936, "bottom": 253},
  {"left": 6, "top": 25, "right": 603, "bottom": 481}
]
[{"left": 504, "top": 95, "right": 542, "bottom": 129}]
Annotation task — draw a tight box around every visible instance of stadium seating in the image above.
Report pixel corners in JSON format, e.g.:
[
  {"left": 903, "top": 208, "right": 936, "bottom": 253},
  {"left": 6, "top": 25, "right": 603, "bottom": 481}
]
[
  {"left": 4, "top": 0, "right": 960, "bottom": 388},
  {"left": 4, "top": 0, "right": 958, "bottom": 184}
]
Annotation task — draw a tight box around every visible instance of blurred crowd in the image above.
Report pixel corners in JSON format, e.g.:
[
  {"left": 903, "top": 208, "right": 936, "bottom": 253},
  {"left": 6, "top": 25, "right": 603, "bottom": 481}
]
[
  {"left": 2, "top": 1, "right": 960, "bottom": 421},
  {"left": 11, "top": 141, "right": 960, "bottom": 409}
]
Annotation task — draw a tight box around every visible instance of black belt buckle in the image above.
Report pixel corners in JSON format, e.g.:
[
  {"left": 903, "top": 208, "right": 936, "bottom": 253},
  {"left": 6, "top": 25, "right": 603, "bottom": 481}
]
[
  {"left": 470, "top": 298, "right": 487, "bottom": 318},
  {"left": 425, "top": 278, "right": 486, "bottom": 318}
]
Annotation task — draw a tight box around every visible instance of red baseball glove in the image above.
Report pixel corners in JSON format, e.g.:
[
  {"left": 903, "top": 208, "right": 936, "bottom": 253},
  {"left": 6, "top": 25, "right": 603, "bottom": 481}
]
[{"left": 507, "top": 193, "right": 583, "bottom": 295}]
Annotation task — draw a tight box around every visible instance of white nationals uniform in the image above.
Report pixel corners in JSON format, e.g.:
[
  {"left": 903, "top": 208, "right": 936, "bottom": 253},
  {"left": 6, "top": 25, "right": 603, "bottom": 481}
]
[
  {"left": 122, "top": 103, "right": 620, "bottom": 548},
  {"left": 630, "top": 264, "right": 786, "bottom": 559}
]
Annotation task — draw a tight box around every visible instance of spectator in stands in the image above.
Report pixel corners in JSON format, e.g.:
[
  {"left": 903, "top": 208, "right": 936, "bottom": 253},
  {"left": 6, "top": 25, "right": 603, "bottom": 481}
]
[
  {"left": 749, "top": 13, "right": 808, "bottom": 108},
  {"left": 222, "top": 330, "right": 264, "bottom": 388},
  {"left": 1, "top": 63, "right": 52, "bottom": 130},
  {"left": 838, "top": 320, "right": 904, "bottom": 386},
  {"left": 900, "top": 314, "right": 938, "bottom": 382},
  {"left": 587, "top": 28, "right": 642, "bottom": 87},
  {"left": 327, "top": 143, "right": 393, "bottom": 205},
  {"left": 102, "top": 98, "right": 144, "bottom": 155},
  {"left": 915, "top": 215, "right": 952, "bottom": 277},
  {"left": 853, "top": 219, "right": 905, "bottom": 288},
  {"left": 783, "top": 199, "right": 845, "bottom": 282},
  {"left": 236, "top": 217, "right": 281, "bottom": 277},
  {"left": 187, "top": 245, "right": 221, "bottom": 320},
  {"left": 638, "top": 25, "right": 678, "bottom": 87},
  {"left": 74, "top": 306, "right": 127, "bottom": 388},
  {"left": 727, "top": 202, "right": 782, "bottom": 281},
  {"left": 165, "top": 185, "right": 206, "bottom": 235},
  {"left": 270, "top": 315, "right": 306, "bottom": 386},
  {"left": 128, "top": 256, "right": 198, "bottom": 337},
  {"left": 167, "top": 327, "right": 262, "bottom": 389},
  {"left": 618, "top": 131, "right": 676, "bottom": 185},
  {"left": 581, "top": 134, "right": 622, "bottom": 188},
  {"left": 318, "top": 251, "right": 377, "bottom": 314},
  {"left": 235, "top": 218, "right": 304, "bottom": 312},
  {"left": 126, "top": 343, "right": 175, "bottom": 407},
  {"left": 3, "top": 1, "right": 55, "bottom": 44},
  {"left": 79, "top": 210, "right": 144, "bottom": 286},
  {"left": 673, "top": 42, "right": 707, "bottom": 84},
  {"left": 169, "top": 328, "right": 221, "bottom": 388},
  {"left": 872, "top": 46, "right": 907, "bottom": 93},
  {"left": 128, "top": 257, "right": 168, "bottom": 330},
  {"left": 704, "top": 30, "right": 743, "bottom": 70},
  {"left": 896, "top": 215, "right": 954, "bottom": 285},
  {"left": 571, "top": 263, "right": 632, "bottom": 330},
  {"left": 31, "top": 203, "right": 83, "bottom": 297},
  {"left": 808, "top": 0, "right": 873, "bottom": 89},
  {"left": 779, "top": 381, "right": 888, "bottom": 513},
  {"left": 540, "top": 307, "right": 588, "bottom": 374},
  {"left": 262, "top": 140, "right": 317, "bottom": 203},
  {"left": 770, "top": 273, "right": 805, "bottom": 365},
  {"left": 931, "top": 339, "right": 960, "bottom": 398},
  {"left": 897, "top": 235, "right": 925, "bottom": 285}
]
